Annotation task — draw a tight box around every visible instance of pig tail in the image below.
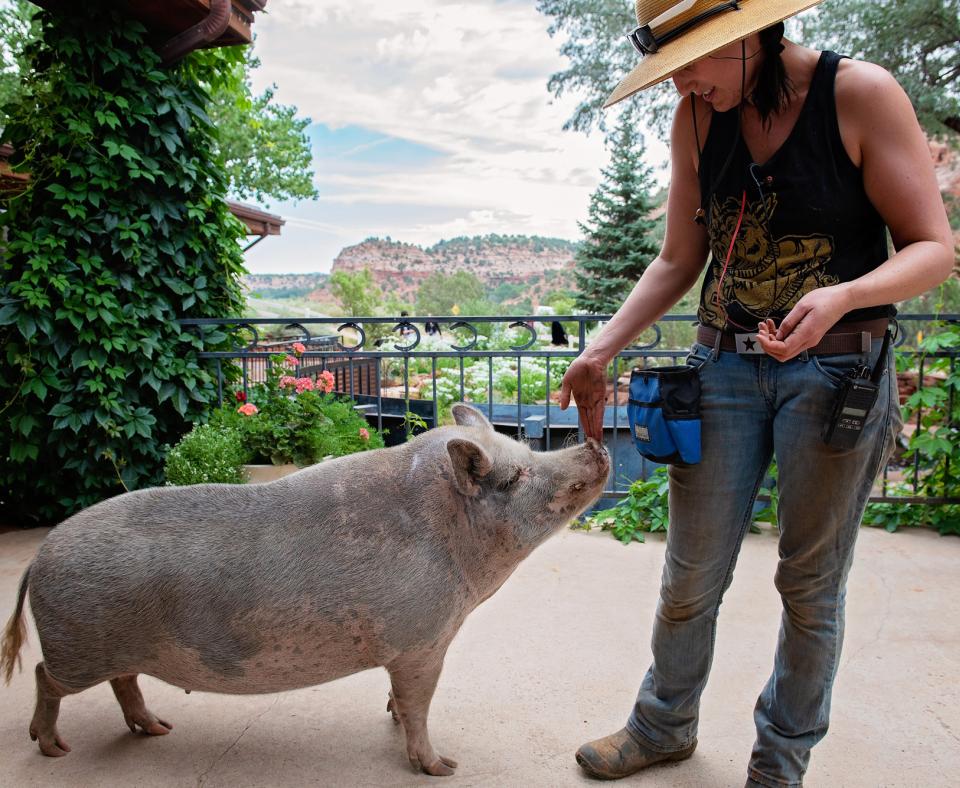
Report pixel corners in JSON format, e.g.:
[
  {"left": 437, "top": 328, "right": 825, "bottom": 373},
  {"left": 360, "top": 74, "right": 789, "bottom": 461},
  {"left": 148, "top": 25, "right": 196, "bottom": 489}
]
[{"left": 1, "top": 565, "right": 31, "bottom": 684}]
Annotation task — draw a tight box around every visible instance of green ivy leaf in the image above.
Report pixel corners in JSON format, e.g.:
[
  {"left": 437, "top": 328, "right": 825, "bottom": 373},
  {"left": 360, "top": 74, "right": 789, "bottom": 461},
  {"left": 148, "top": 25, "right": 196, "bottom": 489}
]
[
  {"left": 16, "top": 313, "right": 37, "bottom": 340},
  {"left": 10, "top": 441, "right": 40, "bottom": 462}
]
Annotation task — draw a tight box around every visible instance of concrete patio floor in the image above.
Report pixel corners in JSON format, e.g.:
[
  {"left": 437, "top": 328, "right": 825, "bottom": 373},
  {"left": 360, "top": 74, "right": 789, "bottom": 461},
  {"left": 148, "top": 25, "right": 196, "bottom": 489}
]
[{"left": 1, "top": 524, "right": 957, "bottom": 788}]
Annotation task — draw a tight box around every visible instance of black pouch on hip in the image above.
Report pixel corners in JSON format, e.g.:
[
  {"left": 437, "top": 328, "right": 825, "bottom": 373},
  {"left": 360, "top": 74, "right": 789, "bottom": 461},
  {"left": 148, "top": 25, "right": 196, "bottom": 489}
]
[
  {"left": 628, "top": 365, "right": 702, "bottom": 465},
  {"left": 822, "top": 330, "right": 892, "bottom": 450}
]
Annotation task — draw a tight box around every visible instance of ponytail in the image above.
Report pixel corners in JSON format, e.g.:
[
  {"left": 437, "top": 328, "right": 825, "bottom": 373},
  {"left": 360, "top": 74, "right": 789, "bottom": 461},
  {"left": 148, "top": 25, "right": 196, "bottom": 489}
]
[{"left": 750, "top": 22, "right": 794, "bottom": 127}]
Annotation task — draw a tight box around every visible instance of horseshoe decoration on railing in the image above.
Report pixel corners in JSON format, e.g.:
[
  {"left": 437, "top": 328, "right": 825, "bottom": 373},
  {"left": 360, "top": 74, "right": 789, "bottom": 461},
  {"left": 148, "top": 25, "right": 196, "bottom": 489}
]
[
  {"left": 336, "top": 322, "right": 366, "bottom": 351},
  {"left": 392, "top": 321, "right": 421, "bottom": 352},
  {"left": 631, "top": 322, "right": 663, "bottom": 351},
  {"left": 282, "top": 322, "right": 311, "bottom": 341},
  {"left": 508, "top": 321, "right": 538, "bottom": 351},
  {"left": 449, "top": 321, "right": 479, "bottom": 351},
  {"left": 228, "top": 322, "right": 260, "bottom": 352},
  {"left": 891, "top": 318, "right": 906, "bottom": 349}
]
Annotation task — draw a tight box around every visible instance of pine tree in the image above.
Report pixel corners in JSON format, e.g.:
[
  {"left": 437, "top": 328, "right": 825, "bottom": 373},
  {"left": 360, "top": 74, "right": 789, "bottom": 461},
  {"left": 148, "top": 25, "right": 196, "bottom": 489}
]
[{"left": 574, "top": 118, "right": 661, "bottom": 315}]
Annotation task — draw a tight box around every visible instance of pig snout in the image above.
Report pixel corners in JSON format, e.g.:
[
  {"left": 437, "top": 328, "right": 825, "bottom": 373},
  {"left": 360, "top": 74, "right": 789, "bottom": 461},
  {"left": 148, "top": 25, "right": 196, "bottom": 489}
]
[
  {"left": 544, "top": 439, "right": 609, "bottom": 521},
  {"left": 583, "top": 438, "right": 609, "bottom": 479}
]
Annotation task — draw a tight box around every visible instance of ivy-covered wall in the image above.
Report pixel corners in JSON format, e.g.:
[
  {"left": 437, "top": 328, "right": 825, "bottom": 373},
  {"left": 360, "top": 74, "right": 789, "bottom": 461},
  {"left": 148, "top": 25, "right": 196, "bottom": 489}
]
[{"left": 0, "top": 2, "right": 246, "bottom": 525}]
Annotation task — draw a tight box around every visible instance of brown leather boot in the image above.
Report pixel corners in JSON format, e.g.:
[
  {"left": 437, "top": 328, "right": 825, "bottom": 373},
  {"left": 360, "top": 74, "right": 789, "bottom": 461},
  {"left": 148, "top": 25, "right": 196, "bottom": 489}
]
[{"left": 575, "top": 727, "right": 697, "bottom": 780}]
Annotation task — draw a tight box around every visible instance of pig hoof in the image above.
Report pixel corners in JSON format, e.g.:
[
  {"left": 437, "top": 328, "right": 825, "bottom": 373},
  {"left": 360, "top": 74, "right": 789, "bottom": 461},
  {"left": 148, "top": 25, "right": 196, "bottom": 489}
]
[
  {"left": 386, "top": 693, "right": 400, "bottom": 724},
  {"left": 128, "top": 716, "right": 172, "bottom": 736},
  {"left": 415, "top": 755, "right": 458, "bottom": 776},
  {"left": 29, "top": 727, "right": 71, "bottom": 757},
  {"left": 143, "top": 720, "right": 173, "bottom": 736}
]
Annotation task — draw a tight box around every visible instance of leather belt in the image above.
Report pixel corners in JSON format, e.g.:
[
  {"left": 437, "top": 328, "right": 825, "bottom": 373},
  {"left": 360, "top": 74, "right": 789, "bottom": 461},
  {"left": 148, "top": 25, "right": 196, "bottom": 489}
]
[{"left": 696, "top": 318, "right": 890, "bottom": 356}]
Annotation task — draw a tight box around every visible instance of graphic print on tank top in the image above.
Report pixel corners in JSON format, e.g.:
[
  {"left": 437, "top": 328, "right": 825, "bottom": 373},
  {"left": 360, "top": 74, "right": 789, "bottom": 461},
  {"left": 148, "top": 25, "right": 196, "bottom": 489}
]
[{"left": 698, "top": 190, "right": 840, "bottom": 331}]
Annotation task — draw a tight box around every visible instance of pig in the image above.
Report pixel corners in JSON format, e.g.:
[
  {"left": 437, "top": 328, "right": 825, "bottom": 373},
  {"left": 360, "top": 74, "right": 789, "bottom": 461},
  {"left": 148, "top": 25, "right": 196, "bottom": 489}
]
[{"left": 1, "top": 404, "right": 609, "bottom": 775}]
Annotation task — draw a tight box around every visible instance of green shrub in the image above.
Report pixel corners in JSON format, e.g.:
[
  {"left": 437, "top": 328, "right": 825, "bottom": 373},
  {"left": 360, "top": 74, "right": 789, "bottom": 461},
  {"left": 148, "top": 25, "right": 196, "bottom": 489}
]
[
  {"left": 579, "top": 466, "right": 670, "bottom": 544},
  {"left": 864, "top": 320, "right": 960, "bottom": 536},
  {"left": 164, "top": 424, "right": 249, "bottom": 486}
]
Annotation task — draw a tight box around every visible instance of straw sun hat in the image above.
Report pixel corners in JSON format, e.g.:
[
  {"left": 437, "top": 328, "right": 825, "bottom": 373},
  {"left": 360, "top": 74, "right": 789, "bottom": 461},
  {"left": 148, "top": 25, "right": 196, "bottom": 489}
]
[{"left": 604, "top": 0, "right": 825, "bottom": 108}]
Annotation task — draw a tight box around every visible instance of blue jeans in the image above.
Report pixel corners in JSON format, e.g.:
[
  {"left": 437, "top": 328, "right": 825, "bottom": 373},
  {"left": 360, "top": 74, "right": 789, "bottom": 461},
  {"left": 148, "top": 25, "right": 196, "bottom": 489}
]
[{"left": 626, "top": 338, "right": 901, "bottom": 787}]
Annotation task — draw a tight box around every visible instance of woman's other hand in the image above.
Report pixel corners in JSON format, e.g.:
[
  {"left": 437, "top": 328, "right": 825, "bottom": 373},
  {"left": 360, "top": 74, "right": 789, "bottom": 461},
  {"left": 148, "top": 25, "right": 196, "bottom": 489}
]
[{"left": 756, "top": 284, "right": 851, "bottom": 361}]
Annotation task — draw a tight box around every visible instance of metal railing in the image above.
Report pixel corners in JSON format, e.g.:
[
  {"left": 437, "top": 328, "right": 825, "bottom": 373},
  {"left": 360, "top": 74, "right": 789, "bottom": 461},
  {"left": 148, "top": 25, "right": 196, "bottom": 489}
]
[{"left": 178, "top": 313, "right": 959, "bottom": 506}]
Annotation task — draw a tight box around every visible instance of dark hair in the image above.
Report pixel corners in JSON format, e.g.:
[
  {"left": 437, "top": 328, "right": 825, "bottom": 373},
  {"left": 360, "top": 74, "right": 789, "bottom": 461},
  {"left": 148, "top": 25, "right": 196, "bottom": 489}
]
[{"left": 750, "top": 22, "right": 794, "bottom": 127}]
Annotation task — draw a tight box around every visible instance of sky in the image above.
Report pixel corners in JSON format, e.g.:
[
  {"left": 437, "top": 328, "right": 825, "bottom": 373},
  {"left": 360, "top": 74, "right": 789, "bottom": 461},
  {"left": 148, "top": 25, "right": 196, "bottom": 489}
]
[{"left": 240, "top": 0, "right": 671, "bottom": 275}]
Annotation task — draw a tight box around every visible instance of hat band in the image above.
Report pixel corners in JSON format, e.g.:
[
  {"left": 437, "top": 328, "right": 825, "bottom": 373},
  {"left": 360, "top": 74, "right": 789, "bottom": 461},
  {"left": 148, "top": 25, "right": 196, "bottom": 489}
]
[{"left": 628, "top": 1, "right": 741, "bottom": 56}]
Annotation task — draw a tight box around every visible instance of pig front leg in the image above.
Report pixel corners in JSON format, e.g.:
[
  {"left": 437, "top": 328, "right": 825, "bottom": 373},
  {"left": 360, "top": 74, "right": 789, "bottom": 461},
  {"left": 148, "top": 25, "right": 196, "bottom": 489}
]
[
  {"left": 386, "top": 650, "right": 458, "bottom": 776},
  {"left": 110, "top": 675, "right": 172, "bottom": 736}
]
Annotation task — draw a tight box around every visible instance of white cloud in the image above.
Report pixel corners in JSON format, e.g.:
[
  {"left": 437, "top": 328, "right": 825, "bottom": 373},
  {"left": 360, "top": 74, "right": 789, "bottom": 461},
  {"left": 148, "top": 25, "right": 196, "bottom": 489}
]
[{"left": 242, "top": 0, "right": 671, "bottom": 274}]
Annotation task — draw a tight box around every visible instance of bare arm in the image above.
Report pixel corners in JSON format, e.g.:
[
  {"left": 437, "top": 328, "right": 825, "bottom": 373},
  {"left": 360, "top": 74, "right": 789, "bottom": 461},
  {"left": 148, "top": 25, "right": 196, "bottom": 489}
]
[
  {"left": 759, "top": 60, "right": 954, "bottom": 359},
  {"left": 560, "top": 96, "right": 710, "bottom": 438}
]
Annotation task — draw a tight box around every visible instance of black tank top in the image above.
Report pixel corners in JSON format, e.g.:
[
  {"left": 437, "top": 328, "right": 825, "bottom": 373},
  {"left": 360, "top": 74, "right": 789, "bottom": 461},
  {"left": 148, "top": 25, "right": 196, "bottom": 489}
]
[{"left": 696, "top": 50, "right": 893, "bottom": 332}]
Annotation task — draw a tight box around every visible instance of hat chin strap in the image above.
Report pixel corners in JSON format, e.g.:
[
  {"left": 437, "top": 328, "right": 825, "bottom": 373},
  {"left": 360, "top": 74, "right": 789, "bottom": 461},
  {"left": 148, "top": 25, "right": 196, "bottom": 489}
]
[{"left": 693, "top": 40, "right": 748, "bottom": 227}]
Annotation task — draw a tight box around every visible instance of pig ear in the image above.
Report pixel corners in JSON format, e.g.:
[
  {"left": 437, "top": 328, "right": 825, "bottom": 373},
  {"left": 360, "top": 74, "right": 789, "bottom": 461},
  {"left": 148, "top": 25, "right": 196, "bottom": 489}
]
[
  {"left": 451, "top": 403, "right": 493, "bottom": 431},
  {"left": 446, "top": 438, "right": 493, "bottom": 497}
]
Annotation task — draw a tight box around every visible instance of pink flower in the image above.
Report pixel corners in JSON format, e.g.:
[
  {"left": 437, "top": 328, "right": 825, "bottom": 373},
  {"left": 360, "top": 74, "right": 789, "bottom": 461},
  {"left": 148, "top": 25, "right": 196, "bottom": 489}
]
[
  {"left": 237, "top": 403, "right": 258, "bottom": 416},
  {"left": 235, "top": 390, "right": 246, "bottom": 403},
  {"left": 294, "top": 377, "right": 314, "bottom": 393},
  {"left": 284, "top": 354, "right": 299, "bottom": 367},
  {"left": 318, "top": 369, "right": 335, "bottom": 394},
  {"left": 359, "top": 427, "right": 370, "bottom": 441},
  {"left": 279, "top": 375, "right": 297, "bottom": 388},
  {"left": 292, "top": 342, "right": 306, "bottom": 355}
]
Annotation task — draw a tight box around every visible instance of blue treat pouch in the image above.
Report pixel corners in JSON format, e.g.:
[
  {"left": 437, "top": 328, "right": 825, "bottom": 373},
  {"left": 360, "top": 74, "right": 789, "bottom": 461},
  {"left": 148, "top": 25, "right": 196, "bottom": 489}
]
[{"left": 628, "top": 364, "right": 702, "bottom": 465}]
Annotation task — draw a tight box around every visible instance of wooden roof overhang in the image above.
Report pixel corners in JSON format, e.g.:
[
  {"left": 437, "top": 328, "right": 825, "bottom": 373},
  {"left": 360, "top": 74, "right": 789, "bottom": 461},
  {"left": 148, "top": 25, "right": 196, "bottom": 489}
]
[
  {"left": 29, "top": 0, "right": 268, "bottom": 63},
  {"left": 226, "top": 200, "right": 285, "bottom": 247}
]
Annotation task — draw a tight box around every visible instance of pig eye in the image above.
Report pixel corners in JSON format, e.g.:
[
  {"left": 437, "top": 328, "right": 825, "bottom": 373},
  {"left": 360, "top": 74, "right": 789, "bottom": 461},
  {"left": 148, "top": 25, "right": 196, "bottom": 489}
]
[
  {"left": 497, "top": 467, "right": 524, "bottom": 491},
  {"left": 571, "top": 482, "right": 586, "bottom": 492}
]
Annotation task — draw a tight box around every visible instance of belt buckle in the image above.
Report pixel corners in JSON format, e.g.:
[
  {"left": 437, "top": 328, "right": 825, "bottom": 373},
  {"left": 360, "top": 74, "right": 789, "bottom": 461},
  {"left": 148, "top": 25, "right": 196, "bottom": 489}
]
[{"left": 734, "top": 332, "right": 763, "bottom": 354}]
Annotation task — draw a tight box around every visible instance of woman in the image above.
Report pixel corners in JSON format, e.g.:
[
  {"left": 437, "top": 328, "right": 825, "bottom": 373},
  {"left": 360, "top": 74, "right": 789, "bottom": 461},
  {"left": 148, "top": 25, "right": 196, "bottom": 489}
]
[{"left": 559, "top": 1, "right": 953, "bottom": 786}]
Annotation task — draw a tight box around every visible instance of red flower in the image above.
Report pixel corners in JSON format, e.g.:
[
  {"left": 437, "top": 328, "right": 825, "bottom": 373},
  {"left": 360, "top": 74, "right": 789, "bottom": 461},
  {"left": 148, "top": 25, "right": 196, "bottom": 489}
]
[
  {"left": 235, "top": 390, "right": 246, "bottom": 403},
  {"left": 318, "top": 370, "right": 335, "bottom": 394}
]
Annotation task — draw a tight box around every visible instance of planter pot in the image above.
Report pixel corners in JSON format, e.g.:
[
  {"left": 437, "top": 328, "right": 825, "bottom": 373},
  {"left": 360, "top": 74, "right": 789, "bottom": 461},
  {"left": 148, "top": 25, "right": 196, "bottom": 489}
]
[
  {"left": 243, "top": 456, "right": 334, "bottom": 484},
  {"left": 243, "top": 463, "right": 299, "bottom": 484}
]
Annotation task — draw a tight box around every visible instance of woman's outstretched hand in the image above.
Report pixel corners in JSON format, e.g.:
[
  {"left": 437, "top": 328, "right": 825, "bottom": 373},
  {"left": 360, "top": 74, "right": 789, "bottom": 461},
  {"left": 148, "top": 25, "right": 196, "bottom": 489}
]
[{"left": 559, "top": 354, "right": 607, "bottom": 442}]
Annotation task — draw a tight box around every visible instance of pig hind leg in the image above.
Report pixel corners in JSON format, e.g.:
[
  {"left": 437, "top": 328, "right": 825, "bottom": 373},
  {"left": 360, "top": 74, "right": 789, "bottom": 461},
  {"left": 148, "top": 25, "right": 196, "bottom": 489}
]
[
  {"left": 386, "top": 651, "right": 458, "bottom": 776},
  {"left": 29, "top": 662, "right": 74, "bottom": 756},
  {"left": 110, "top": 674, "right": 172, "bottom": 736}
]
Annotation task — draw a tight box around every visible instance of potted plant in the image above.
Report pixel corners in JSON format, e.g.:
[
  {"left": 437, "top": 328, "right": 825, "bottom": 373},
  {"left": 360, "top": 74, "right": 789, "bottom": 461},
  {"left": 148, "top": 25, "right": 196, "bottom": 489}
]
[{"left": 165, "top": 346, "right": 384, "bottom": 486}]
